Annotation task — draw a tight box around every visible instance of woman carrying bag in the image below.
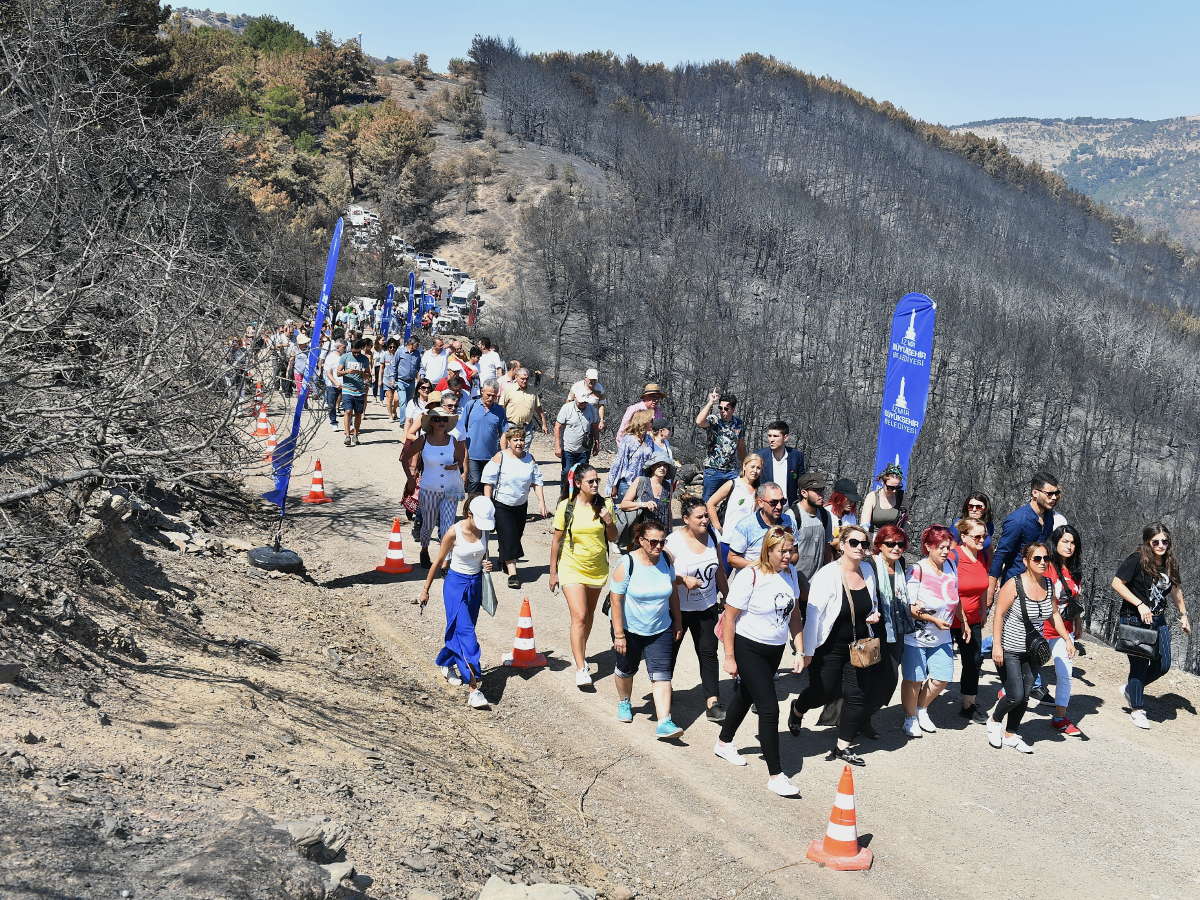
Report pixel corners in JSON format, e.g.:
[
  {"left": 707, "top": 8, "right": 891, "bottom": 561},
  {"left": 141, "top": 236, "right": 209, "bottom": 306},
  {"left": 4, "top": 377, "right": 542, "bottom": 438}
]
[
  {"left": 482, "top": 425, "right": 548, "bottom": 589},
  {"left": 788, "top": 525, "right": 883, "bottom": 767},
  {"left": 987, "top": 541, "right": 1073, "bottom": 753},
  {"left": 617, "top": 451, "right": 676, "bottom": 547},
  {"left": 863, "top": 524, "right": 916, "bottom": 736},
  {"left": 1111, "top": 523, "right": 1190, "bottom": 730},
  {"left": 419, "top": 496, "right": 497, "bottom": 710}
]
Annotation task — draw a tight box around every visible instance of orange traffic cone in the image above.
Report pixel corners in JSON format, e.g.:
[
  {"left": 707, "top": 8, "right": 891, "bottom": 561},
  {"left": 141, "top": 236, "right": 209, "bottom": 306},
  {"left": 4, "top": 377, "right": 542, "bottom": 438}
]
[
  {"left": 263, "top": 423, "right": 278, "bottom": 461},
  {"left": 503, "top": 597, "right": 547, "bottom": 668},
  {"left": 374, "top": 517, "right": 414, "bottom": 573},
  {"left": 301, "top": 459, "right": 333, "bottom": 504},
  {"left": 806, "top": 766, "right": 872, "bottom": 871},
  {"left": 251, "top": 404, "right": 272, "bottom": 436}
]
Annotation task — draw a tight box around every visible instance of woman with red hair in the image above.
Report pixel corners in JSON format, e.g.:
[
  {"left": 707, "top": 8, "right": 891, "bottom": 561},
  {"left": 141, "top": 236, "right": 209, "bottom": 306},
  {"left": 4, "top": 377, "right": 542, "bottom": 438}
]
[{"left": 900, "top": 525, "right": 960, "bottom": 738}]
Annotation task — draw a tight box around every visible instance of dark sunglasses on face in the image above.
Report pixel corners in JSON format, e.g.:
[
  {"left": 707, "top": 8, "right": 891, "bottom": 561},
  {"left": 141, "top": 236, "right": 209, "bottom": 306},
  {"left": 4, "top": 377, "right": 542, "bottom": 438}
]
[
  {"left": 643, "top": 538, "right": 665, "bottom": 548},
  {"left": 1039, "top": 489, "right": 1061, "bottom": 498},
  {"left": 764, "top": 498, "right": 785, "bottom": 507},
  {"left": 580, "top": 478, "right": 599, "bottom": 485},
  {"left": 1029, "top": 555, "right": 1048, "bottom": 563},
  {"left": 881, "top": 540, "right": 906, "bottom": 549},
  {"left": 1150, "top": 538, "right": 1169, "bottom": 547},
  {"left": 844, "top": 538, "right": 867, "bottom": 549},
  {"left": 967, "top": 502, "right": 985, "bottom": 510}
]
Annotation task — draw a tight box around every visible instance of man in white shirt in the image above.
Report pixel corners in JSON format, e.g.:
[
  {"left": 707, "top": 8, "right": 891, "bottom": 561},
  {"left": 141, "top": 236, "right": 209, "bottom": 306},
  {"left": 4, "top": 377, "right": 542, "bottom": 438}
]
[
  {"left": 420, "top": 337, "right": 449, "bottom": 383},
  {"left": 321, "top": 339, "right": 346, "bottom": 429},
  {"left": 567, "top": 368, "right": 606, "bottom": 433},
  {"left": 477, "top": 337, "right": 504, "bottom": 384}
]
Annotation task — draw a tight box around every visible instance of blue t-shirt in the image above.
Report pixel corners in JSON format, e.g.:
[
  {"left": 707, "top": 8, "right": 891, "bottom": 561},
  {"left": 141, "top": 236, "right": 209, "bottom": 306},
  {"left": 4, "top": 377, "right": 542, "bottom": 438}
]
[
  {"left": 613, "top": 553, "right": 675, "bottom": 636},
  {"left": 462, "top": 398, "right": 508, "bottom": 461},
  {"left": 727, "top": 509, "right": 799, "bottom": 560},
  {"left": 339, "top": 352, "right": 370, "bottom": 396}
]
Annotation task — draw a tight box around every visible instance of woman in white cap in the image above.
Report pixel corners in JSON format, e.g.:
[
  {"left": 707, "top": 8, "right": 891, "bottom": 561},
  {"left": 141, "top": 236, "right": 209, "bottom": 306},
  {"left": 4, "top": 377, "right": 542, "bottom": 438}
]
[
  {"left": 419, "top": 495, "right": 497, "bottom": 709},
  {"left": 405, "top": 398, "right": 466, "bottom": 568}
]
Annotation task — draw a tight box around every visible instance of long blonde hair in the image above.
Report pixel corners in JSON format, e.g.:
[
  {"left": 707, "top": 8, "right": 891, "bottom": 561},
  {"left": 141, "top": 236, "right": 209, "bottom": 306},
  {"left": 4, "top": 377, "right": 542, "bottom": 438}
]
[{"left": 626, "top": 409, "right": 654, "bottom": 440}]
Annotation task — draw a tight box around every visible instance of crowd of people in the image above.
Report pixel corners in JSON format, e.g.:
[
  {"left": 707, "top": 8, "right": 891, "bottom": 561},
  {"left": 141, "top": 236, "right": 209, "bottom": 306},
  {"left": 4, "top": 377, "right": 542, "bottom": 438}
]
[{"left": 240, "top": 317, "right": 1192, "bottom": 793}]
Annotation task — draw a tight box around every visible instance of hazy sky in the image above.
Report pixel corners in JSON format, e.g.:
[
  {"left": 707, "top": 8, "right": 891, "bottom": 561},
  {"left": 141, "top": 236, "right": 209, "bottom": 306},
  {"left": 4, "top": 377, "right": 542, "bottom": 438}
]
[{"left": 219, "top": 0, "right": 1197, "bottom": 124}]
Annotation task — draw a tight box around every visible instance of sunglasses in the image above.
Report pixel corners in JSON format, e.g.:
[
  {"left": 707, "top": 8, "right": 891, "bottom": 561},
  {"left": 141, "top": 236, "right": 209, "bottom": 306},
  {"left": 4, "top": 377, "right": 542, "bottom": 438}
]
[
  {"left": 1029, "top": 555, "right": 1049, "bottom": 563},
  {"left": 769, "top": 526, "right": 794, "bottom": 536},
  {"left": 642, "top": 538, "right": 665, "bottom": 548},
  {"left": 764, "top": 498, "right": 785, "bottom": 507},
  {"left": 966, "top": 502, "right": 985, "bottom": 510},
  {"left": 881, "top": 540, "right": 907, "bottom": 549},
  {"left": 580, "top": 478, "right": 600, "bottom": 485},
  {"left": 1038, "top": 489, "right": 1062, "bottom": 498},
  {"left": 719, "top": 404, "right": 733, "bottom": 411},
  {"left": 844, "top": 538, "right": 868, "bottom": 549},
  {"left": 1150, "top": 538, "right": 1170, "bottom": 547}
]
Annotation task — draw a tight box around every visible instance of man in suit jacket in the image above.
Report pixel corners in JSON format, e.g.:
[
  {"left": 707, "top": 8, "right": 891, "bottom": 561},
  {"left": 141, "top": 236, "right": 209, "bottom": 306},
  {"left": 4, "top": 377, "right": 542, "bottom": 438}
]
[{"left": 754, "top": 420, "right": 806, "bottom": 506}]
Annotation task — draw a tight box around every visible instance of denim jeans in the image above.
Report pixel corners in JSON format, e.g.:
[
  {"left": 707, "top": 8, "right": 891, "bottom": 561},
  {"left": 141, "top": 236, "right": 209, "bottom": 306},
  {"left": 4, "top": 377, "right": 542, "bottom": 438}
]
[
  {"left": 396, "top": 380, "right": 414, "bottom": 411},
  {"left": 560, "top": 448, "right": 590, "bottom": 495},
  {"left": 1123, "top": 615, "right": 1171, "bottom": 709},
  {"left": 702, "top": 466, "right": 737, "bottom": 502},
  {"left": 324, "top": 383, "right": 341, "bottom": 425}
]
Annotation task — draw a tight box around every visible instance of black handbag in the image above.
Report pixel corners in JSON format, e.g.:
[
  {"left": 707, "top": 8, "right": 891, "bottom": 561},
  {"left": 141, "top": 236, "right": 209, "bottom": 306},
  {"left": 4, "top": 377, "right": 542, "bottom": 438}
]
[
  {"left": 1017, "top": 576, "right": 1051, "bottom": 668},
  {"left": 1114, "top": 622, "right": 1158, "bottom": 660}
]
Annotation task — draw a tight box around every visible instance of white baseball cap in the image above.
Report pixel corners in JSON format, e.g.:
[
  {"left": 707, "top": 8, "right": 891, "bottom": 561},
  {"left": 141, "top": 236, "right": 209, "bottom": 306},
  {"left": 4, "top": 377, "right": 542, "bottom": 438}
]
[
  {"left": 469, "top": 495, "right": 496, "bottom": 530},
  {"left": 585, "top": 367, "right": 599, "bottom": 380}
]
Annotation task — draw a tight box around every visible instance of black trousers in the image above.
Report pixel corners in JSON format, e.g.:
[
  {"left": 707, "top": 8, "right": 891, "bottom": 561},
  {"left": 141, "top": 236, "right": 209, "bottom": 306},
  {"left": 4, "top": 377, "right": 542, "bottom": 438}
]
[
  {"left": 493, "top": 499, "right": 528, "bottom": 564},
  {"left": 954, "top": 623, "right": 984, "bottom": 697},
  {"left": 867, "top": 639, "right": 902, "bottom": 720},
  {"left": 673, "top": 605, "right": 721, "bottom": 700},
  {"left": 992, "top": 651, "right": 1035, "bottom": 731},
  {"left": 791, "top": 641, "right": 885, "bottom": 743},
  {"left": 719, "top": 634, "right": 785, "bottom": 775}
]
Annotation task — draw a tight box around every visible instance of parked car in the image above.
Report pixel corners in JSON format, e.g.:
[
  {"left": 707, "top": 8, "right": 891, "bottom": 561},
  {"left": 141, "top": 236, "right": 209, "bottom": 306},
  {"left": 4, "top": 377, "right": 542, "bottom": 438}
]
[
  {"left": 430, "top": 257, "right": 450, "bottom": 274},
  {"left": 417, "top": 255, "right": 433, "bottom": 270}
]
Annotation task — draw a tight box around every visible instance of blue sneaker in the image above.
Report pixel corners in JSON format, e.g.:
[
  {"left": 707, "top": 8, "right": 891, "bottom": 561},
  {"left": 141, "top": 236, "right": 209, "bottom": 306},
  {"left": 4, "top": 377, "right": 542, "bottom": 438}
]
[
  {"left": 656, "top": 717, "right": 683, "bottom": 740},
  {"left": 616, "top": 699, "right": 633, "bottom": 723}
]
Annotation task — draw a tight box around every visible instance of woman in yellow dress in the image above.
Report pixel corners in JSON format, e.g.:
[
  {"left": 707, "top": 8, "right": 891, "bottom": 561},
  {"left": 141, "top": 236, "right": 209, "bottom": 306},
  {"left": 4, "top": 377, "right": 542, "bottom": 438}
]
[{"left": 549, "top": 463, "right": 617, "bottom": 689}]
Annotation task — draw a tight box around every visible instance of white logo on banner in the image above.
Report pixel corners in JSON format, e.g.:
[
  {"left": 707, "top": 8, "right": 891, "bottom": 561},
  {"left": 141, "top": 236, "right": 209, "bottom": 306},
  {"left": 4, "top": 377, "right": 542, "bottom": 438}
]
[{"left": 894, "top": 376, "right": 909, "bottom": 411}]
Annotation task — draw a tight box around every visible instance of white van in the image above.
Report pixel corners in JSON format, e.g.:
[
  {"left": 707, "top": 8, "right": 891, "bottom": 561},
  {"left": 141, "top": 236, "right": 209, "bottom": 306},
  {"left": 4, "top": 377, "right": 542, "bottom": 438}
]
[{"left": 431, "top": 257, "right": 450, "bottom": 274}]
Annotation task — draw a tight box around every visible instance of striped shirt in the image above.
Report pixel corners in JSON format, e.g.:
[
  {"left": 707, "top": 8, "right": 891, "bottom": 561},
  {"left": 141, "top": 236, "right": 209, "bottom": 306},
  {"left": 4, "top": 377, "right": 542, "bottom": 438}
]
[{"left": 1001, "top": 576, "right": 1054, "bottom": 653}]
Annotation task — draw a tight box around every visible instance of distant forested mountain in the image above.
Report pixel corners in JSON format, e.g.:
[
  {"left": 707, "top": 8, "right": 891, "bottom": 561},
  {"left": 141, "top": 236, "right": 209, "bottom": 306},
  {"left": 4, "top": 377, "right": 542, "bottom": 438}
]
[
  {"left": 471, "top": 41, "right": 1200, "bottom": 663},
  {"left": 954, "top": 116, "right": 1200, "bottom": 248}
]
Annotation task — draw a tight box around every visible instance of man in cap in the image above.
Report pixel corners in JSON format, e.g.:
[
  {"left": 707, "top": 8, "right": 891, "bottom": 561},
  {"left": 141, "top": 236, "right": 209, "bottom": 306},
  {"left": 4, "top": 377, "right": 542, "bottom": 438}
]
[
  {"left": 616, "top": 382, "right": 665, "bottom": 440},
  {"left": 554, "top": 389, "right": 600, "bottom": 495},
  {"left": 791, "top": 471, "right": 833, "bottom": 581},
  {"left": 568, "top": 367, "right": 606, "bottom": 433},
  {"left": 695, "top": 387, "right": 746, "bottom": 502},
  {"left": 754, "top": 420, "right": 807, "bottom": 506}
]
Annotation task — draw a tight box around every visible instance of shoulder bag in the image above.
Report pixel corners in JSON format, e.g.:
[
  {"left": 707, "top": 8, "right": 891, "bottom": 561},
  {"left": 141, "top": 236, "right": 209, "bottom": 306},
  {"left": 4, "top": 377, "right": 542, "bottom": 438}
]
[
  {"left": 1016, "top": 575, "right": 1051, "bottom": 667},
  {"left": 846, "top": 579, "right": 881, "bottom": 668},
  {"left": 479, "top": 530, "right": 498, "bottom": 617},
  {"left": 1114, "top": 622, "right": 1158, "bottom": 660}
]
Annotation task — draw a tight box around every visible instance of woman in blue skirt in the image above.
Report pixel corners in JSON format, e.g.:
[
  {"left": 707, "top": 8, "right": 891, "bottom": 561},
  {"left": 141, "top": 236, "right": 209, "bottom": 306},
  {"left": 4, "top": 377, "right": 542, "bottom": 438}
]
[{"left": 419, "top": 495, "right": 496, "bottom": 709}]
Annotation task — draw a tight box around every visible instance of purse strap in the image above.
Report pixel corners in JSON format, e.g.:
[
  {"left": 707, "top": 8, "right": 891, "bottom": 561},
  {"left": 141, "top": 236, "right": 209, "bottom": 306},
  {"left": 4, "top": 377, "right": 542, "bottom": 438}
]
[{"left": 842, "top": 575, "right": 873, "bottom": 641}]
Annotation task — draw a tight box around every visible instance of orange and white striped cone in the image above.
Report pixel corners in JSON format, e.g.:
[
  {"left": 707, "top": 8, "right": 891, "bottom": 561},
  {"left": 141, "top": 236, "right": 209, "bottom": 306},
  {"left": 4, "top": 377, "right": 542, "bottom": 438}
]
[
  {"left": 375, "top": 517, "right": 414, "bottom": 574},
  {"left": 263, "top": 423, "right": 278, "bottom": 461},
  {"left": 502, "top": 597, "right": 547, "bottom": 668},
  {"left": 806, "top": 765, "right": 872, "bottom": 871},
  {"left": 254, "top": 381, "right": 264, "bottom": 405},
  {"left": 301, "top": 459, "right": 333, "bottom": 504},
  {"left": 251, "top": 404, "right": 272, "bottom": 437}
]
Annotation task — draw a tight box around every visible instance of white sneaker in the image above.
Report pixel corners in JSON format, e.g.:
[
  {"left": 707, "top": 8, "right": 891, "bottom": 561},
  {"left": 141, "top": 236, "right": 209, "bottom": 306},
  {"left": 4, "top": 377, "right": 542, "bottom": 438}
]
[
  {"left": 713, "top": 740, "right": 747, "bottom": 766},
  {"left": 986, "top": 718, "right": 1004, "bottom": 749},
  {"left": 1002, "top": 733, "right": 1033, "bottom": 754},
  {"left": 467, "top": 689, "right": 490, "bottom": 709},
  {"left": 574, "top": 667, "right": 593, "bottom": 688},
  {"left": 440, "top": 666, "right": 462, "bottom": 687},
  {"left": 903, "top": 716, "right": 922, "bottom": 738},
  {"left": 1130, "top": 709, "right": 1150, "bottom": 729},
  {"left": 916, "top": 707, "right": 938, "bottom": 733},
  {"left": 767, "top": 774, "right": 800, "bottom": 797}
]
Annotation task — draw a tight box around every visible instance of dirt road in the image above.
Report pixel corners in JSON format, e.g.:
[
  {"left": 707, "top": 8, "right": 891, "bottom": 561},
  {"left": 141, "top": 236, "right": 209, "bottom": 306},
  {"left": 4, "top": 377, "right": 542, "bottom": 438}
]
[{"left": 277, "top": 398, "right": 1200, "bottom": 899}]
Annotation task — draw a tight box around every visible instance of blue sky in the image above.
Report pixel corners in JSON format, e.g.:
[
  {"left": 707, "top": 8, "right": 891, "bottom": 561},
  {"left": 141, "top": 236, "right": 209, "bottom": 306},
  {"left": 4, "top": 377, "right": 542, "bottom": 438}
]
[{"left": 218, "top": 0, "right": 1197, "bottom": 124}]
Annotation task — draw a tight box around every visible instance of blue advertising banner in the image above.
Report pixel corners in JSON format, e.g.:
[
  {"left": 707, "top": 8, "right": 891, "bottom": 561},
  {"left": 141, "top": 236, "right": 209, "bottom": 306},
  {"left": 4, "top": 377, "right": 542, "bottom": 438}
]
[
  {"left": 403, "top": 271, "right": 416, "bottom": 342},
  {"left": 262, "top": 218, "right": 344, "bottom": 512},
  {"left": 379, "top": 282, "right": 395, "bottom": 338},
  {"left": 870, "top": 292, "right": 936, "bottom": 485}
]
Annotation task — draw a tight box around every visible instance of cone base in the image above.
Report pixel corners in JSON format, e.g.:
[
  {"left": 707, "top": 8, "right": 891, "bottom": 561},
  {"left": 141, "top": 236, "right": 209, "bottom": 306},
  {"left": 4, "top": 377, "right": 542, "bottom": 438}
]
[
  {"left": 806, "top": 839, "right": 872, "bottom": 871},
  {"left": 375, "top": 561, "right": 414, "bottom": 574},
  {"left": 505, "top": 652, "right": 548, "bottom": 668},
  {"left": 302, "top": 495, "right": 333, "bottom": 504}
]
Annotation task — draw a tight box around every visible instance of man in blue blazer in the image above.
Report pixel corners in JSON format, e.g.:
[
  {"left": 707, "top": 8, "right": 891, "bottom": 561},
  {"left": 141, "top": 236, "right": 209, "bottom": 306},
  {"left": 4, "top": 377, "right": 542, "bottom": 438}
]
[{"left": 754, "top": 420, "right": 806, "bottom": 506}]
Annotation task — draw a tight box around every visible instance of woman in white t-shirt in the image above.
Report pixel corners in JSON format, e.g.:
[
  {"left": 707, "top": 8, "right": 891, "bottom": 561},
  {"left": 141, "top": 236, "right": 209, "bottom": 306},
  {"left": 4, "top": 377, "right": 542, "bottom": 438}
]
[
  {"left": 666, "top": 498, "right": 729, "bottom": 723},
  {"left": 482, "top": 426, "right": 548, "bottom": 590},
  {"left": 712, "top": 526, "right": 803, "bottom": 797}
]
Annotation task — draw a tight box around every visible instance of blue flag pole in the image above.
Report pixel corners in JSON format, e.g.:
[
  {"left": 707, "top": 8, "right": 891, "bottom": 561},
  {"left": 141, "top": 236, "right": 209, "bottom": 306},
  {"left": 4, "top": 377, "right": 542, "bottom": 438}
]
[
  {"left": 871, "top": 292, "right": 937, "bottom": 487},
  {"left": 261, "top": 218, "right": 344, "bottom": 523},
  {"left": 380, "top": 282, "right": 395, "bottom": 339},
  {"left": 403, "top": 271, "right": 416, "bottom": 341}
]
